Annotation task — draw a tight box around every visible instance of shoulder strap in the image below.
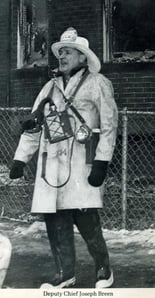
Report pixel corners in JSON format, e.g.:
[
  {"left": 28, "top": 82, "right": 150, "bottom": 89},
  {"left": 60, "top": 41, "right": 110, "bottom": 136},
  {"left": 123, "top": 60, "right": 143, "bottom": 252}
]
[
  {"left": 48, "top": 69, "right": 90, "bottom": 124},
  {"left": 67, "top": 69, "right": 89, "bottom": 124},
  {"left": 69, "top": 69, "right": 89, "bottom": 101}
]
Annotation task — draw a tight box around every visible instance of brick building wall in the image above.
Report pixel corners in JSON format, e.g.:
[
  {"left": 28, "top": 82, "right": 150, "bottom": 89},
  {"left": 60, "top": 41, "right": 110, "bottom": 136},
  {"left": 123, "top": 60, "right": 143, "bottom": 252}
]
[
  {"left": 10, "top": 67, "right": 48, "bottom": 107},
  {"left": 9, "top": 64, "right": 155, "bottom": 111},
  {"left": 0, "top": 0, "right": 155, "bottom": 110},
  {"left": 103, "top": 63, "right": 155, "bottom": 111},
  {"left": 0, "top": 0, "right": 10, "bottom": 106},
  {"left": 10, "top": 0, "right": 18, "bottom": 70}
]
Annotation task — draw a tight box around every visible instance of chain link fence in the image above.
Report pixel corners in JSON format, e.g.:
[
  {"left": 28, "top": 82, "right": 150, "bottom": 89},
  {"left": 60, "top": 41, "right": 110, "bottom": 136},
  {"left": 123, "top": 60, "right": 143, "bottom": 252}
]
[{"left": 0, "top": 107, "right": 154, "bottom": 230}]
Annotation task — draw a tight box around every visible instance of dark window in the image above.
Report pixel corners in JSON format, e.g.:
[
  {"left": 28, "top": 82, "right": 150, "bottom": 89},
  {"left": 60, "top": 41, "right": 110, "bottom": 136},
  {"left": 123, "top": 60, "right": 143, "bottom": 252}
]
[
  {"left": 17, "top": 0, "right": 48, "bottom": 68},
  {"left": 112, "top": 0, "right": 155, "bottom": 62}
]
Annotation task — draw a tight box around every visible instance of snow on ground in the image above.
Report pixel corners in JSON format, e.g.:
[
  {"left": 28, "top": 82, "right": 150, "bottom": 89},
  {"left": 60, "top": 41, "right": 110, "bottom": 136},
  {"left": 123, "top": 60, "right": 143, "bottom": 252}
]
[
  {"left": 103, "top": 228, "right": 155, "bottom": 248},
  {"left": 12, "top": 220, "right": 155, "bottom": 249}
]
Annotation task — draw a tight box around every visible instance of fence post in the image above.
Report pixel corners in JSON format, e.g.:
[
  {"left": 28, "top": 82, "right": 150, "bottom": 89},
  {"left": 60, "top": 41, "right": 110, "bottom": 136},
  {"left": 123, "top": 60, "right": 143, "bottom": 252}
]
[{"left": 121, "top": 107, "right": 128, "bottom": 230}]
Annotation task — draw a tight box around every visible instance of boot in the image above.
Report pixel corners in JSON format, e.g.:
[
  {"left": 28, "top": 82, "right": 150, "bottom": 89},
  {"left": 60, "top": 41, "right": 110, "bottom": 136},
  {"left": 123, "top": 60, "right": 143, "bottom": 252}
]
[
  {"left": 95, "top": 267, "right": 113, "bottom": 288},
  {"left": 40, "top": 274, "right": 76, "bottom": 289},
  {"left": 41, "top": 211, "right": 76, "bottom": 288},
  {"left": 73, "top": 208, "right": 114, "bottom": 288}
]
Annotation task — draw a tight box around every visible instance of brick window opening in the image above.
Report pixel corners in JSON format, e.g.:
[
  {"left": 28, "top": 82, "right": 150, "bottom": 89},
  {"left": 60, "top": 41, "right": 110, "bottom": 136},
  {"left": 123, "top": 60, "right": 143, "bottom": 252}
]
[
  {"left": 17, "top": 0, "right": 48, "bottom": 69},
  {"left": 111, "top": 0, "right": 155, "bottom": 63}
]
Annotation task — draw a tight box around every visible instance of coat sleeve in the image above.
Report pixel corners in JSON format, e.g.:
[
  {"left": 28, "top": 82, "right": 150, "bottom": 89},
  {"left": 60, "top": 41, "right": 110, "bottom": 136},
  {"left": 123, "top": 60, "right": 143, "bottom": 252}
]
[
  {"left": 14, "top": 80, "right": 54, "bottom": 163},
  {"left": 94, "top": 74, "right": 118, "bottom": 162}
]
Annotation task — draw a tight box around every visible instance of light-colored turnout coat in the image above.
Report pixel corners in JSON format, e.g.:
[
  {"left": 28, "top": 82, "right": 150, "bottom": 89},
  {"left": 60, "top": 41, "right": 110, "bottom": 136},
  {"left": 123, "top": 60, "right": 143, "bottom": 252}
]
[{"left": 14, "top": 69, "right": 118, "bottom": 213}]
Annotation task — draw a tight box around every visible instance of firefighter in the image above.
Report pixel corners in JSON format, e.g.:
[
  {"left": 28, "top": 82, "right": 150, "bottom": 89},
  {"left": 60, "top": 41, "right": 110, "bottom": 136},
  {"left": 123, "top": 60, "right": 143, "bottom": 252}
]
[{"left": 10, "top": 28, "right": 118, "bottom": 288}]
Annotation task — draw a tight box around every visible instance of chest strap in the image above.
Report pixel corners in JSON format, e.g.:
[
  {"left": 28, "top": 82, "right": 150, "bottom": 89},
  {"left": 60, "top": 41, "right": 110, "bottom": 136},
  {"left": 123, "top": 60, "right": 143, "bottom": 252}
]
[{"left": 52, "top": 69, "right": 89, "bottom": 124}]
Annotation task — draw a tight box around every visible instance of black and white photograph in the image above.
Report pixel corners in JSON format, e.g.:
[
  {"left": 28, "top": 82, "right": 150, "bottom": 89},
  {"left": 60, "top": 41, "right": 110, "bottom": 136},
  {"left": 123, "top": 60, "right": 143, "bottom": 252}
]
[{"left": 0, "top": 1, "right": 155, "bottom": 297}]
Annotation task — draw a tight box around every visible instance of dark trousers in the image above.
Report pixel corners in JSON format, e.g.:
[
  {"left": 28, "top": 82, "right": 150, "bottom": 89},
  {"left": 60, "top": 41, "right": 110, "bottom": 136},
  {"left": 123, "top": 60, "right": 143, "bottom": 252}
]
[{"left": 44, "top": 209, "right": 110, "bottom": 279}]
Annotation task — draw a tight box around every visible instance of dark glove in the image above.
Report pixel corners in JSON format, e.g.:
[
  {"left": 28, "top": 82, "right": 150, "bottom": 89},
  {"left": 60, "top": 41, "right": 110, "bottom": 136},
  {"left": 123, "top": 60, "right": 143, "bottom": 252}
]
[
  {"left": 21, "top": 118, "right": 36, "bottom": 133},
  {"left": 9, "top": 160, "right": 25, "bottom": 179},
  {"left": 88, "top": 160, "right": 108, "bottom": 187},
  {"left": 20, "top": 97, "right": 51, "bottom": 134}
]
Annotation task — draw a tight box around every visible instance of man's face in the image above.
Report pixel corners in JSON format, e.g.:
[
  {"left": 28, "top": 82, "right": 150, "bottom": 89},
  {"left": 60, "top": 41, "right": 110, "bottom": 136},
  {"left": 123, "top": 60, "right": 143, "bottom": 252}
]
[{"left": 58, "top": 47, "right": 86, "bottom": 74}]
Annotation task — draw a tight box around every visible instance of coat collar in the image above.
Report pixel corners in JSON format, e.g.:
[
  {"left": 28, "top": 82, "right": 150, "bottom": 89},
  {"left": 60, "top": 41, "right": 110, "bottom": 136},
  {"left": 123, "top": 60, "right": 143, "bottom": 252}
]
[{"left": 52, "top": 66, "right": 89, "bottom": 97}]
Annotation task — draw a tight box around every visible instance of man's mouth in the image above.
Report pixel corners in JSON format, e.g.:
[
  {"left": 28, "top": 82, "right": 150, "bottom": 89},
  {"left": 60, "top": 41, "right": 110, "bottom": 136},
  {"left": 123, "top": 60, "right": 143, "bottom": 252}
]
[{"left": 60, "top": 60, "right": 68, "bottom": 67}]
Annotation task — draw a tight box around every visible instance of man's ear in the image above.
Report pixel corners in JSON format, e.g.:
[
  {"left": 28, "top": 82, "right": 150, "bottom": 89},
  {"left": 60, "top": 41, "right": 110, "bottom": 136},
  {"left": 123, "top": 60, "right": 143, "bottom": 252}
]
[{"left": 79, "top": 53, "right": 87, "bottom": 64}]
